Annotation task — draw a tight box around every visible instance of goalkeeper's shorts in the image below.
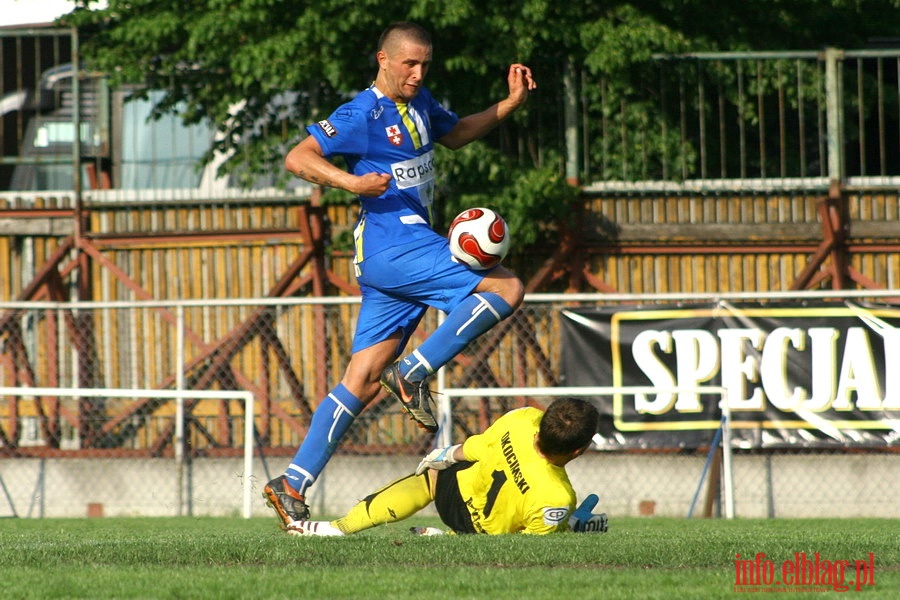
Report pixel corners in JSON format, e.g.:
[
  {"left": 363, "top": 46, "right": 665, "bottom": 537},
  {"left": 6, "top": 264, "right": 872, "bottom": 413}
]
[{"left": 433, "top": 461, "right": 477, "bottom": 534}]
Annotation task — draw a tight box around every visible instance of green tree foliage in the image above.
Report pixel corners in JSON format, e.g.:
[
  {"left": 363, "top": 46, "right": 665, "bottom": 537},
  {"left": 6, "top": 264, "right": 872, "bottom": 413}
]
[{"left": 63, "top": 0, "right": 900, "bottom": 244}]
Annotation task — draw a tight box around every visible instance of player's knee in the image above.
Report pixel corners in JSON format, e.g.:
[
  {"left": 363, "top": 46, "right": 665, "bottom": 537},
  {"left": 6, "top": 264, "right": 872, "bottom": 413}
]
[
  {"left": 478, "top": 269, "right": 524, "bottom": 309},
  {"left": 501, "top": 276, "right": 525, "bottom": 309}
]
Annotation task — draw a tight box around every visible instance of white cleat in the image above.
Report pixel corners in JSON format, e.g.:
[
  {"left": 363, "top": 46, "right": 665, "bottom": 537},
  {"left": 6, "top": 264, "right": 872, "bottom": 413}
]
[{"left": 285, "top": 520, "right": 345, "bottom": 536}]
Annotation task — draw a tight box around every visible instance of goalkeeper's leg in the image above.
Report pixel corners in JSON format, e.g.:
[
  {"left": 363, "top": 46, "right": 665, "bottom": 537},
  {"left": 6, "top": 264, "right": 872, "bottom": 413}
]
[{"left": 333, "top": 472, "right": 434, "bottom": 534}]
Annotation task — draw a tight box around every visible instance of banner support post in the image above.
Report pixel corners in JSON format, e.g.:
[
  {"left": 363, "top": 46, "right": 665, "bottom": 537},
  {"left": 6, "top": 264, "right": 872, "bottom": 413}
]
[{"left": 720, "top": 391, "right": 735, "bottom": 519}]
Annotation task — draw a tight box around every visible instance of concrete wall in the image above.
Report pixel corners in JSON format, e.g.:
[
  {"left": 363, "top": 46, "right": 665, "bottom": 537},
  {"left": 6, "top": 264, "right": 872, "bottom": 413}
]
[{"left": 0, "top": 453, "right": 896, "bottom": 519}]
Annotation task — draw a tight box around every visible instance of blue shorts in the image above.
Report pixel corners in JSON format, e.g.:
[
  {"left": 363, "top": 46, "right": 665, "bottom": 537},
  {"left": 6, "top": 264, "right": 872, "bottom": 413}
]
[{"left": 352, "top": 232, "right": 485, "bottom": 354}]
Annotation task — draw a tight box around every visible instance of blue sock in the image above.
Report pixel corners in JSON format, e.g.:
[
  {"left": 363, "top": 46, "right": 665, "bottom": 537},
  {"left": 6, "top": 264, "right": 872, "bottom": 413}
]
[
  {"left": 285, "top": 383, "right": 364, "bottom": 495},
  {"left": 400, "top": 292, "right": 513, "bottom": 383}
]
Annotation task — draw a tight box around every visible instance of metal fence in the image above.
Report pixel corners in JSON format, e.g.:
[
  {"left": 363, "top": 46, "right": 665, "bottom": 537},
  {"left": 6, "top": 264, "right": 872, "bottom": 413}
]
[
  {"left": 586, "top": 49, "right": 900, "bottom": 187},
  {"left": 1, "top": 29, "right": 897, "bottom": 522},
  {"left": 0, "top": 292, "right": 896, "bottom": 520}
]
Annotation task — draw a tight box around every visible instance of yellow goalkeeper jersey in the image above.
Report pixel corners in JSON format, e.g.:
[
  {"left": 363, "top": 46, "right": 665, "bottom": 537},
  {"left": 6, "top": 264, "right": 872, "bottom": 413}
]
[{"left": 457, "top": 407, "right": 576, "bottom": 534}]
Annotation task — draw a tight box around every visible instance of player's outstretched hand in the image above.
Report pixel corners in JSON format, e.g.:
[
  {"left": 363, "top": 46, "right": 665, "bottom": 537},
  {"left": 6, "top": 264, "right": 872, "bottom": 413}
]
[
  {"left": 415, "top": 444, "right": 461, "bottom": 475},
  {"left": 507, "top": 63, "right": 537, "bottom": 106}
]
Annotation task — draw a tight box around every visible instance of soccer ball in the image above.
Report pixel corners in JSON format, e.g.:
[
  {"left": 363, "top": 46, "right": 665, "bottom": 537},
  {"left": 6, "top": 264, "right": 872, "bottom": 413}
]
[{"left": 447, "top": 207, "right": 510, "bottom": 270}]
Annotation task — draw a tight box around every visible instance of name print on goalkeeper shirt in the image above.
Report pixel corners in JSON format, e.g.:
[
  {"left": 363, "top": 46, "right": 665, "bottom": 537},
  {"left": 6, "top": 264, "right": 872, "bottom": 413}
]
[{"left": 500, "top": 431, "right": 530, "bottom": 493}]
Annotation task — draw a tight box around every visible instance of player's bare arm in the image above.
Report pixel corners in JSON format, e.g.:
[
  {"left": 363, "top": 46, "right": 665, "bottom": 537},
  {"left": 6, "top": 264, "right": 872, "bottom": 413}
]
[
  {"left": 438, "top": 64, "right": 537, "bottom": 150},
  {"left": 285, "top": 136, "right": 392, "bottom": 196}
]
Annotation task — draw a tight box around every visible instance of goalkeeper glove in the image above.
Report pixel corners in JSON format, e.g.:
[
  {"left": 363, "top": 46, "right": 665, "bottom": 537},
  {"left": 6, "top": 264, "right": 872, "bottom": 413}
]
[
  {"left": 569, "top": 494, "right": 609, "bottom": 533},
  {"left": 415, "top": 444, "right": 461, "bottom": 475}
]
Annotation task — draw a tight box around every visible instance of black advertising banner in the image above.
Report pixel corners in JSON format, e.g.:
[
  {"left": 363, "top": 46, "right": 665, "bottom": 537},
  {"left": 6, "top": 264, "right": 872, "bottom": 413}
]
[{"left": 559, "top": 301, "right": 900, "bottom": 449}]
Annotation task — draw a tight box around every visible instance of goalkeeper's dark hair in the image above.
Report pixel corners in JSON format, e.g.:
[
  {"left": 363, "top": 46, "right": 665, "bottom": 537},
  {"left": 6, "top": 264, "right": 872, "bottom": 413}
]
[{"left": 537, "top": 398, "right": 599, "bottom": 456}]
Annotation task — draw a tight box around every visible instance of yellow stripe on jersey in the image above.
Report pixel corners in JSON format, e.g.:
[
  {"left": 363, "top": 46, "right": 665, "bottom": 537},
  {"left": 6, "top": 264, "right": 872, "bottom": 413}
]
[{"left": 397, "top": 103, "right": 423, "bottom": 149}]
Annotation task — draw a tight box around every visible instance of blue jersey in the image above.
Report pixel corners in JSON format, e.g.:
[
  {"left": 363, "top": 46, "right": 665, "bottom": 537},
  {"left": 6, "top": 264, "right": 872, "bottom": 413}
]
[{"left": 305, "top": 85, "right": 459, "bottom": 262}]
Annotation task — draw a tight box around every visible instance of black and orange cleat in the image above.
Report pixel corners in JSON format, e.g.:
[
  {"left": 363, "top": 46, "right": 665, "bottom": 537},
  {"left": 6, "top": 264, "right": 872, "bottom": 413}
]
[
  {"left": 263, "top": 475, "right": 310, "bottom": 528},
  {"left": 380, "top": 362, "right": 438, "bottom": 433}
]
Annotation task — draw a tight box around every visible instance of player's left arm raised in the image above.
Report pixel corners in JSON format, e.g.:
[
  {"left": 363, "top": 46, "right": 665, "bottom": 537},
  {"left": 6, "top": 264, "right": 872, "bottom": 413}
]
[{"left": 438, "top": 64, "right": 537, "bottom": 150}]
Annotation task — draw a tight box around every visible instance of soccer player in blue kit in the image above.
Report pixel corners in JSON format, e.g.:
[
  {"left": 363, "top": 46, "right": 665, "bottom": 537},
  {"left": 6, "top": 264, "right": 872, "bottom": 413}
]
[{"left": 264, "top": 21, "right": 538, "bottom": 528}]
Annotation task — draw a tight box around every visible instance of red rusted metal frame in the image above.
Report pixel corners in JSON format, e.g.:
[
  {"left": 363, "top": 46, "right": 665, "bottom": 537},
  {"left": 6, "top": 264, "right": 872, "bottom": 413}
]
[
  {"left": 4, "top": 323, "right": 46, "bottom": 447},
  {"left": 35, "top": 250, "right": 106, "bottom": 448},
  {"left": 0, "top": 237, "right": 75, "bottom": 329},
  {"left": 790, "top": 183, "right": 848, "bottom": 291},
  {"left": 0, "top": 196, "right": 358, "bottom": 455},
  {"left": 92, "top": 201, "right": 348, "bottom": 452},
  {"left": 0, "top": 350, "right": 17, "bottom": 453},
  {"left": 587, "top": 243, "right": 823, "bottom": 256},
  {"left": 73, "top": 205, "right": 98, "bottom": 445},
  {"left": 146, "top": 342, "right": 311, "bottom": 455},
  {"left": 148, "top": 363, "right": 239, "bottom": 456},
  {"left": 0, "top": 238, "right": 77, "bottom": 451},
  {"left": 8, "top": 182, "right": 897, "bottom": 456},
  {"left": 154, "top": 204, "right": 330, "bottom": 451},
  {"left": 39, "top": 267, "right": 71, "bottom": 447},
  {"left": 582, "top": 240, "right": 900, "bottom": 277},
  {"left": 82, "top": 255, "right": 302, "bottom": 434},
  {"left": 151, "top": 202, "right": 331, "bottom": 448},
  {"left": 522, "top": 227, "right": 579, "bottom": 294},
  {"left": 264, "top": 318, "right": 312, "bottom": 418},
  {"left": 310, "top": 222, "right": 330, "bottom": 401},
  {"left": 94, "top": 299, "right": 305, "bottom": 444},
  {"left": 80, "top": 227, "right": 309, "bottom": 391}
]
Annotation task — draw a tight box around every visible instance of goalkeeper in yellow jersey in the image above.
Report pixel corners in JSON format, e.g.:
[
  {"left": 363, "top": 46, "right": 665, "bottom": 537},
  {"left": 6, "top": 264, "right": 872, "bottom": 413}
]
[{"left": 286, "top": 397, "right": 607, "bottom": 536}]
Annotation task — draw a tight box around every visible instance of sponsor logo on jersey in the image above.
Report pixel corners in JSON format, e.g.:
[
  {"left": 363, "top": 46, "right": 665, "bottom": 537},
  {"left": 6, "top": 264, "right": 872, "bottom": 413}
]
[
  {"left": 543, "top": 507, "right": 570, "bottom": 526},
  {"left": 386, "top": 124, "right": 403, "bottom": 146},
  {"left": 371, "top": 105, "right": 384, "bottom": 120},
  {"left": 391, "top": 150, "right": 435, "bottom": 190},
  {"left": 317, "top": 120, "right": 337, "bottom": 137}
]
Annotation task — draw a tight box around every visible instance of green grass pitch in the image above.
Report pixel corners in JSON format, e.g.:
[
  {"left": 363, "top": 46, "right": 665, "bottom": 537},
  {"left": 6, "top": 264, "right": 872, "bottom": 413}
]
[{"left": 1, "top": 516, "right": 896, "bottom": 599}]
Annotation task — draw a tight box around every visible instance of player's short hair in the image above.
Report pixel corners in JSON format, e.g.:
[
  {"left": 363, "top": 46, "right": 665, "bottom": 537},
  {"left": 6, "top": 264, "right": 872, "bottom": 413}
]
[
  {"left": 378, "top": 21, "right": 432, "bottom": 52},
  {"left": 537, "top": 398, "right": 599, "bottom": 457}
]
